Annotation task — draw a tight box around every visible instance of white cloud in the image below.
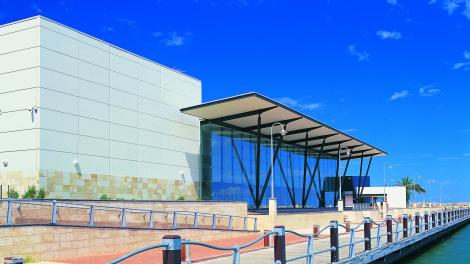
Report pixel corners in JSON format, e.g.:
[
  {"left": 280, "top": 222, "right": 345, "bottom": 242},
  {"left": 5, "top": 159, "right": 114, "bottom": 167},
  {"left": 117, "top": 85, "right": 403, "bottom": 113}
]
[
  {"left": 116, "top": 18, "right": 138, "bottom": 30},
  {"left": 430, "top": 0, "right": 470, "bottom": 19},
  {"left": 387, "top": 0, "right": 398, "bottom": 6},
  {"left": 453, "top": 62, "right": 470, "bottom": 70},
  {"left": 101, "top": 25, "right": 115, "bottom": 32},
  {"left": 443, "top": 0, "right": 461, "bottom": 15},
  {"left": 390, "top": 90, "right": 410, "bottom": 101},
  {"left": 152, "top": 32, "right": 163, "bottom": 37},
  {"left": 277, "top": 97, "right": 322, "bottom": 111},
  {"left": 419, "top": 85, "right": 442, "bottom": 97},
  {"left": 31, "top": 4, "right": 43, "bottom": 13},
  {"left": 342, "top": 128, "right": 358, "bottom": 133},
  {"left": 464, "top": 51, "right": 470, "bottom": 59},
  {"left": 429, "top": 0, "right": 438, "bottom": 4},
  {"left": 438, "top": 156, "right": 463, "bottom": 160},
  {"left": 152, "top": 31, "right": 191, "bottom": 47},
  {"left": 377, "top": 30, "right": 402, "bottom": 40},
  {"left": 347, "top": 45, "right": 370, "bottom": 62},
  {"left": 463, "top": 153, "right": 470, "bottom": 157}
]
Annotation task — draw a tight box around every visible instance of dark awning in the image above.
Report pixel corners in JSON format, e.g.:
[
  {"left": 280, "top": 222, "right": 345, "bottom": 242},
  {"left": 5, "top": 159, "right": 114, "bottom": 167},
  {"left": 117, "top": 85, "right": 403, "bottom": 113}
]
[{"left": 181, "top": 92, "right": 387, "bottom": 159}]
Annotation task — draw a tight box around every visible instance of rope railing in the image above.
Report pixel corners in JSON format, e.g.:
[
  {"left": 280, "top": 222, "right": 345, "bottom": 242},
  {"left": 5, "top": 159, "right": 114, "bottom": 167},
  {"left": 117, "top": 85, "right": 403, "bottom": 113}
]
[
  {"left": 0, "top": 198, "right": 258, "bottom": 231},
  {"left": 107, "top": 207, "right": 470, "bottom": 264}
]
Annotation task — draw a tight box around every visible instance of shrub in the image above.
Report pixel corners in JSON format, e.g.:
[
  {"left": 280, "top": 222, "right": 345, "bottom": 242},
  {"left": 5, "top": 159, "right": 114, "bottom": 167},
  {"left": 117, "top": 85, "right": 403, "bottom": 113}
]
[
  {"left": 22, "top": 185, "right": 38, "bottom": 199},
  {"left": 176, "top": 195, "right": 185, "bottom": 201},
  {"left": 99, "top": 194, "right": 111, "bottom": 200},
  {"left": 7, "top": 187, "right": 19, "bottom": 199},
  {"left": 37, "top": 188, "right": 46, "bottom": 199}
]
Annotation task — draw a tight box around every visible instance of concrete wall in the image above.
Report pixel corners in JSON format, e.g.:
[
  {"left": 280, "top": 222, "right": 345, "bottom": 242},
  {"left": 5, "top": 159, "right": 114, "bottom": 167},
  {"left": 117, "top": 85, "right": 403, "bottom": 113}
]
[{"left": 0, "top": 16, "right": 202, "bottom": 199}]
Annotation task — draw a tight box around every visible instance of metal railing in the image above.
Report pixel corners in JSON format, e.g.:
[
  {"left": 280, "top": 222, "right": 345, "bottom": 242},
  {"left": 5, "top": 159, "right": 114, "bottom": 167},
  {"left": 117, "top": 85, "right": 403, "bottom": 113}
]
[
  {"left": 109, "top": 207, "right": 470, "bottom": 264},
  {"left": 0, "top": 198, "right": 258, "bottom": 231},
  {"left": 352, "top": 202, "right": 377, "bottom": 211}
]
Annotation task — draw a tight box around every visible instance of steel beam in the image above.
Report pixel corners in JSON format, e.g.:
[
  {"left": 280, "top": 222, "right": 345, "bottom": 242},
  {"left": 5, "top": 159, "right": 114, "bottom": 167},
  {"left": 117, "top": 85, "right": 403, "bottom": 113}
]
[
  {"left": 242, "top": 117, "right": 302, "bottom": 132},
  {"left": 211, "top": 106, "right": 277, "bottom": 123},
  {"left": 286, "top": 133, "right": 338, "bottom": 145}
]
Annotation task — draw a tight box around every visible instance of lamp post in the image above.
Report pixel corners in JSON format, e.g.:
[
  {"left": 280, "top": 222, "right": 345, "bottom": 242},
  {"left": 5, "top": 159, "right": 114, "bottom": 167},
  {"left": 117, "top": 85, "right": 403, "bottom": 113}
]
[
  {"left": 270, "top": 123, "right": 287, "bottom": 199},
  {"left": 383, "top": 162, "right": 392, "bottom": 214},
  {"left": 414, "top": 174, "right": 421, "bottom": 204},
  {"left": 337, "top": 145, "right": 350, "bottom": 211}
]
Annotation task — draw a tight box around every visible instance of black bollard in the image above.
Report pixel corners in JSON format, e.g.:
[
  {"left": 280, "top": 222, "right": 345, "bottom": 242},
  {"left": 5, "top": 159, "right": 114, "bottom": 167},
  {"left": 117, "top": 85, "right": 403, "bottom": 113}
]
[
  {"left": 386, "top": 215, "right": 393, "bottom": 243},
  {"left": 330, "top": 220, "right": 339, "bottom": 263},
  {"left": 162, "top": 235, "right": 181, "bottom": 264},
  {"left": 273, "top": 225, "right": 286, "bottom": 264},
  {"left": 364, "top": 217, "right": 371, "bottom": 251},
  {"left": 415, "top": 213, "right": 420, "bottom": 234},
  {"left": 403, "top": 214, "right": 408, "bottom": 238}
]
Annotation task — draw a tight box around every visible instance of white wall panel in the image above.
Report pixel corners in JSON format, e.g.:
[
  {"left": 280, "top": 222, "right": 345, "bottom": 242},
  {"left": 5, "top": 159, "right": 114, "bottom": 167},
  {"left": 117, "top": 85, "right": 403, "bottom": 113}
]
[
  {"left": 41, "top": 68, "right": 78, "bottom": 95},
  {"left": 138, "top": 113, "right": 198, "bottom": 141},
  {"left": 0, "top": 111, "right": 37, "bottom": 132},
  {"left": 40, "top": 129, "right": 77, "bottom": 153},
  {"left": 109, "top": 71, "right": 138, "bottom": 94},
  {"left": 0, "top": 17, "right": 39, "bottom": 36},
  {"left": 0, "top": 129, "right": 38, "bottom": 151},
  {"left": 40, "top": 149, "right": 77, "bottom": 173},
  {"left": 77, "top": 154, "right": 109, "bottom": 175},
  {"left": 0, "top": 88, "right": 38, "bottom": 111},
  {"left": 41, "top": 27, "right": 78, "bottom": 57},
  {"left": 138, "top": 162, "right": 192, "bottom": 181},
  {"left": 138, "top": 130, "right": 199, "bottom": 153},
  {"left": 79, "top": 98, "right": 109, "bottom": 121},
  {"left": 139, "top": 65, "right": 161, "bottom": 86},
  {"left": 79, "top": 136, "right": 109, "bottom": 157},
  {"left": 110, "top": 89, "right": 138, "bottom": 111},
  {"left": 110, "top": 141, "right": 138, "bottom": 160},
  {"left": 41, "top": 47, "right": 77, "bottom": 76},
  {"left": 40, "top": 108, "right": 78, "bottom": 134},
  {"left": 138, "top": 81, "right": 161, "bottom": 101},
  {"left": 0, "top": 26, "right": 40, "bottom": 54},
  {"left": 40, "top": 18, "right": 78, "bottom": 39},
  {"left": 78, "top": 41, "right": 109, "bottom": 68},
  {"left": 138, "top": 145, "right": 197, "bottom": 168},
  {"left": 79, "top": 79, "right": 109, "bottom": 103},
  {"left": 0, "top": 47, "right": 40, "bottom": 74},
  {"left": 110, "top": 158, "right": 138, "bottom": 177},
  {"left": 79, "top": 60, "right": 108, "bottom": 86},
  {"left": 161, "top": 89, "right": 198, "bottom": 108},
  {"left": 0, "top": 149, "right": 38, "bottom": 171},
  {"left": 78, "top": 116, "right": 109, "bottom": 139},
  {"left": 41, "top": 88, "right": 78, "bottom": 115},
  {"left": 110, "top": 53, "right": 139, "bottom": 78},
  {"left": 110, "top": 106, "right": 137, "bottom": 127},
  {"left": 0, "top": 68, "right": 39, "bottom": 94},
  {"left": 110, "top": 123, "right": 137, "bottom": 143}
]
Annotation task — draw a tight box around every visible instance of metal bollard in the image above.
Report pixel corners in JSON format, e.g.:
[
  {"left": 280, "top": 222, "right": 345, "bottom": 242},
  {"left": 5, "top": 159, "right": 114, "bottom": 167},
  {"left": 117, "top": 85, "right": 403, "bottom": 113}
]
[
  {"left": 121, "top": 208, "right": 126, "bottom": 228},
  {"left": 403, "top": 214, "right": 408, "bottom": 238},
  {"left": 211, "top": 214, "right": 216, "bottom": 229},
  {"left": 364, "top": 217, "right": 371, "bottom": 251},
  {"left": 181, "top": 239, "right": 190, "bottom": 263},
  {"left": 345, "top": 221, "right": 351, "bottom": 233},
  {"left": 431, "top": 212, "right": 436, "bottom": 228},
  {"left": 330, "top": 220, "right": 339, "bottom": 263},
  {"left": 263, "top": 230, "right": 271, "bottom": 247},
  {"left": 424, "top": 212, "right": 429, "bottom": 231},
  {"left": 89, "top": 205, "right": 95, "bottom": 227},
  {"left": 6, "top": 198, "right": 13, "bottom": 225},
  {"left": 313, "top": 225, "right": 320, "bottom": 239},
  {"left": 193, "top": 212, "right": 198, "bottom": 228},
  {"left": 162, "top": 235, "right": 181, "bottom": 264},
  {"left": 415, "top": 213, "right": 420, "bottom": 234},
  {"left": 149, "top": 210, "right": 154, "bottom": 229},
  {"left": 386, "top": 215, "right": 393, "bottom": 243},
  {"left": 51, "top": 200, "right": 57, "bottom": 225},
  {"left": 273, "top": 225, "right": 286, "bottom": 264}
]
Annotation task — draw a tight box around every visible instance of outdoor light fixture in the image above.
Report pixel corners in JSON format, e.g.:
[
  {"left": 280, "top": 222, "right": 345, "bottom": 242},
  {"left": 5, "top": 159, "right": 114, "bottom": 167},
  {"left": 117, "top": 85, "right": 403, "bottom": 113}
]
[
  {"left": 270, "top": 122, "right": 287, "bottom": 199},
  {"left": 383, "top": 162, "right": 392, "bottom": 205},
  {"left": 73, "top": 159, "right": 79, "bottom": 166},
  {"left": 3, "top": 160, "right": 8, "bottom": 168}
]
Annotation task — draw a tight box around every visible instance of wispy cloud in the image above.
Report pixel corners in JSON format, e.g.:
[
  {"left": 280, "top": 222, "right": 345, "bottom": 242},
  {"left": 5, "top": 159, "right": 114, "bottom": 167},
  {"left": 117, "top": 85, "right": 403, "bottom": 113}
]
[
  {"left": 101, "top": 25, "right": 115, "bottom": 32},
  {"left": 342, "top": 128, "right": 358, "bottom": 133},
  {"left": 387, "top": 0, "right": 398, "bottom": 6},
  {"left": 438, "top": 156, "right": 463, "bottom": 160},
  {"left": 390, "top": 90, "right": 410, "bottom": 101},
  {"left": 116, "top": 17, "right": 139, "bottom": 30},
  {"left": 277, "top": 97, "right": 322, "bottom": 111},
  {"left": 31, "top": 3, "right": 43, "bottom": 13},
  {"left": 153, "top": 31, "right": 191, "bottom": 47},
  {"left": 419, "top": 85, "right": 442, "bottom": 97},
  {"left": 431, "top": 0, "right": 470, "bottom": 20},
  {"left": 453, "top": 50, "right": 470, "bottom": 70},
  {"left": 463, "top": 153, "right": 470, "bottom": 157},
  {"left": 420, "top": 154, "right": 435, "bottom": 158},
  {"left": 347, "top": 45, "right": 370, "bottom": 62},
  {"left": 376, "top": 30, "right": 402, "bottom": 40}
]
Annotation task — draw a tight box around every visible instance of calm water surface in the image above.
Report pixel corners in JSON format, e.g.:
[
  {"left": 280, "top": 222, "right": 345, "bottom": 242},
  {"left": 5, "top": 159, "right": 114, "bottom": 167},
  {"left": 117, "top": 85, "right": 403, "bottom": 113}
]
[{"left": 407, "top": 223, "right": 470, "bottom": 263}]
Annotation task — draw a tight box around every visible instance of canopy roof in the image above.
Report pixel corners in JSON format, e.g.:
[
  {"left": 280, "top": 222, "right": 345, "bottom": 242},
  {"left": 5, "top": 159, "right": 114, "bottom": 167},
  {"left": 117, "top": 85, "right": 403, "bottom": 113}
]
[{"left": 181, "top": 93, "right": 387, "bottom": 159}]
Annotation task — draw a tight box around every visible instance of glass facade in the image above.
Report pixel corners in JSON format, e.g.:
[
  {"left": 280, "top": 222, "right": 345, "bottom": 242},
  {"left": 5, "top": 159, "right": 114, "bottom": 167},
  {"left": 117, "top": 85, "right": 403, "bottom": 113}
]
[{"left": 200, "top": 122, "right": 343, "bottom": 208}]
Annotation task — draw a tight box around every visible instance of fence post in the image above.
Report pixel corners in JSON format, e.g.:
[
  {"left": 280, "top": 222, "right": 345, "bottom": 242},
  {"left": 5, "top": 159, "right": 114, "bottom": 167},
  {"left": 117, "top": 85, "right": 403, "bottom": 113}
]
[
  {"left": 243, "top": 217, "right": 247, "bottom": 231},
  {"left": 211, "top": 214, "right": 216, "bottom": 229},
  {"left": 415, "top": 213, "right": 420, "bottom": 234},
  {"left": 193, "top": 212, "right": 198, "bottom": 228},
  {"left": 345, "top": 221, "right": 351, "bottom": 233},
  {"left": 228, "top": 216, "right": 233, "bottom": 230},
  {"left": 313, "top": 225, "right": 320, "bottom": 239},
  {"left": 386, "top": 215, "right": 393, "bottom": 243},
  {"left": 162, "top": 235, "right": 181, "bottom": 264},
  {"left": 273, "top": 225, "right": 286, "bottom": 264},
  {"left": 89, "top": 205, "right": 95, "bottom": 226},
  {"left": 149, "top": 210, "right": 154, "bottom": 229},
  {"left": 6, "top": 198, "right": 13, "bottom": 225},
  {"left": 403, "top": 214, "right": 408, "bottom": 238},
  {"left": 121, "top": 208, "right": 126, "bottom": 227},
  {"left": 438, "top": 211, "right": 442, "bottom": 226},
  {"left": 263, "top": 230, "right": 271, "bottom": 247},
  {"left": 424, "top": 212, "right": 429, "bottom": 231},
  {"left": 172, "top": 212, "right": 177, "bottom": 228},
  {"left": 364, "top": 217, "right": 371, "bottom": 251},
  {"left": 431, "top": 212, "right": 436, "bottom": 228},
  {"left": 254, "top": 218, "right": 258, "bottom": 231},
  {"left": 443, "top": 210, "right": 447, "bottom": 224},
  {"left": 51, "top": 200, "right": 57, "bottom": 225},
  {"left": 330, "top": 220, "right": 339, "bottom": 263}
]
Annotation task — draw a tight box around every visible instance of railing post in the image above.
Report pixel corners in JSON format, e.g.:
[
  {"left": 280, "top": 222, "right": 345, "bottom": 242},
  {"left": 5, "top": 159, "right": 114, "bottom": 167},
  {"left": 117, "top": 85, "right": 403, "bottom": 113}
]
[
  {"left": 243, "top": 217, "right": 247, "bottom": 231},
  {"left": 443, "top": 210, "right": 447, "bottom": 224},
  {"left": 121, "top": 208, "right": 126, "bottom": 227},
  {"left": 149, "top": 210, "right": 154, "bottom": 229},
  {"left": 211, "top": 214, "right": 216, "bottom": 229},
  {"left": 403, "top": 214, "right": 408, "bottom": 238},
  {"left": 438, "top": 211, "right": 442, "bottom": 226},
  {"left": 415, "top": 213, "right": 420, "bottom": 234},
  {"left": 254, "top": 218, "right": 258, "bottom": 231},
  {"left": 348, "top": 229, "right": 356, "bottom": 258},
  {"left": 273, "top": 225, "right": 286, "bottom": 264},
  {"left": 330, "top": 220, "right": 339, "bottom": 263},
  {"left": 263, "top": 230, "right": 271, "bottom": 247},
  {"left": 345, "top": 221, "right": 351, "bottom": 233},
  {"left": 431, "top": 212, "right": 436, "bottom": 228},
  {"left": 172, "top": 212, "right": 177, "bottom": 228},
  {"left": 228, "top": 216, "right": 233, "bottom": 230},
  {"left": 89, "top": 205, "right": 95, "bottom": 226},
  {"left": 162, "top": 235, "right": 181, "bottom": 264},
  {"left": 313, "top": 225, "right": 320, "bottom": 239},
  {"left": 6, "top": 198, "right": 13, "bottom": 225},
  {"left": 181, "top": 239, "right": 190, "bottom": 264},
  {"left": 193, "top": 212, "right": 198, "bottom": 228},
  {"left": 424, "top": 212, "right": 429, "bottom": 231},
  {"left": 307, "top": 234, "right": 314, "bottom": 264},
  {"left": 51, "top": 200, "right": 57, "bottom": 225},
  {"left": 364, "top": 217, "right": 371, "bottom": 251},
  {"left": 386, "top": 215, "right": 393, "bottom": 243}
]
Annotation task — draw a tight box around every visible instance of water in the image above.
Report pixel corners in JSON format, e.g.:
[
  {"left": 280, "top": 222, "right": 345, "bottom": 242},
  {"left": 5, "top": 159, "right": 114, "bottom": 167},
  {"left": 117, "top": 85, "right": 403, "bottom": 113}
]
[{"left": 407, "top": 223, "right": 470, "bottom": 263}]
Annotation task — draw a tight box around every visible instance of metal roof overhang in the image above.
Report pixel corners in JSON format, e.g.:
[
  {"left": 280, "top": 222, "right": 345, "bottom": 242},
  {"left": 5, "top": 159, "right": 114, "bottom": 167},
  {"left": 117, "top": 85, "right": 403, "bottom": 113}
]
[{"left": 181, "top": 92, "right": 387, "bottom": 160}]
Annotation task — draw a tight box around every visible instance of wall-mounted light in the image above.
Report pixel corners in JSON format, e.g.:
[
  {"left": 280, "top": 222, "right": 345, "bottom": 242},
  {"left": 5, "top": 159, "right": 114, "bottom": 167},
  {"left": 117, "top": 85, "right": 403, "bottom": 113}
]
[
  {"left": 73, "top": 159, "right": 79, "bottom": 166},
  {"left": 180, "top": 170, "right": 185, "bottom": 183},
  {"left": 2, "top": 160, "right": 8, "bottom": 168}
]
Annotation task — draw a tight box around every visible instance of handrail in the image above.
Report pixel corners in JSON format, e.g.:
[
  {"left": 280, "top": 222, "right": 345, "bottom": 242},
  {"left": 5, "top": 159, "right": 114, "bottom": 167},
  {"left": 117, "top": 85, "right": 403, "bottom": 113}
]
[{"left": 108, "top": 242, "right": 169, "bottom": 264}]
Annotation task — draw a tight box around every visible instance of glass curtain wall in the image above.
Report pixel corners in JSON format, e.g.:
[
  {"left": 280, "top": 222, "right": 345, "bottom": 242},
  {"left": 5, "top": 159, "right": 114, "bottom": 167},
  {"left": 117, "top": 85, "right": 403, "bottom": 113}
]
[{"left": 200, "top": 122, "right": 337, "bottom": 208}]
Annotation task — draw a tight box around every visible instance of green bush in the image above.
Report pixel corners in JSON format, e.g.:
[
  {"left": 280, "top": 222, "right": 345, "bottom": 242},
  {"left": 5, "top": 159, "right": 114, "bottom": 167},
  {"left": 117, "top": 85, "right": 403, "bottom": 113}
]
[
  {"left": 22, "top": 185, "right": 38, "bottom": 199},
  {"left": 99, "top": 194, "right": 111, "bottom": 200},
  {"left": 7, "top": 187, "right": 19, "bottom": 199},
  {"left": 37, "top": 188, "right": 46, "bottom": 199},
  {"left": 176, "top": 195, "right": 185, "bottom": 201}
]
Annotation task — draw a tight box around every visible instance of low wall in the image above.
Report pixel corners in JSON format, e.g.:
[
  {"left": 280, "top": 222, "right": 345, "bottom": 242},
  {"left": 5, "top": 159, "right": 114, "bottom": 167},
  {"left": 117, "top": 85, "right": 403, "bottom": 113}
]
[{"left": 0, "top": 225, "right": 254, "bottom": 261}]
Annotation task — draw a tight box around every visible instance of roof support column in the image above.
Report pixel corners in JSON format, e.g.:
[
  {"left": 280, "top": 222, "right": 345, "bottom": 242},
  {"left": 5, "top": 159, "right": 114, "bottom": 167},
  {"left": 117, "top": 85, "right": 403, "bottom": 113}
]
[
  {"left": 255, "top": 113, "right": 262, "bottom": 208},
  {"left": 301, "top": 132, "right": 309, "bottom": 208},
  {"left": 334, "top": 144, "right": 341, "bottom": 207},
  {"left": 359, "top": 157, "right": 373, "bottom": 198},
  {"left": 303, "top": 137, "right": 326, "bottom": 207},
  {"left": 355, "top": 153, "right": 364, "bottom": 201}
]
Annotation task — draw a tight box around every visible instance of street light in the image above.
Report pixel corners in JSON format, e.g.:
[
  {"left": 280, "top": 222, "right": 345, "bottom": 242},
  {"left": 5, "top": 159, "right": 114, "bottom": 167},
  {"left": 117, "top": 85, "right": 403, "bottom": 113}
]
[
  {"left": 383, "top": 162, "right": 392, "bottom": 203},
  {"left": 270, "top": 122, "right": 287, "bottom": 199},
  {"left": 414, "top": 173, "right": 421, "bottom": 204},
  {"left": 338, "top": 145, "right": 351, "bottom": 203}
]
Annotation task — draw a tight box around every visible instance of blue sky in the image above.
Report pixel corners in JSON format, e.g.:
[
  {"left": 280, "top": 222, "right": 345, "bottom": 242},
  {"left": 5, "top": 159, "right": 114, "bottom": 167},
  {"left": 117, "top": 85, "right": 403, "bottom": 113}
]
[{"left": 1, "top": 0, "right": 469, "bottom": 202}]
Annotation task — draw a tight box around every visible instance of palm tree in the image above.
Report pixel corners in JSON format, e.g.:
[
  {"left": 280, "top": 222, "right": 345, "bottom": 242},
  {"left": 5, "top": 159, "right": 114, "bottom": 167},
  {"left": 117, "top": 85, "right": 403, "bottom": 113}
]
[{"left": 395, "top": 176, "right": 426, "bottom": 205}]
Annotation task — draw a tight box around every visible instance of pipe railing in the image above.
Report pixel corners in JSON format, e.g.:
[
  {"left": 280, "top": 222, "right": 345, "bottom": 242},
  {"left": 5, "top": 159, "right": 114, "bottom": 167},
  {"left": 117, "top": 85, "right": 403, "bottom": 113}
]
[
  {"left": 0, "top": 198, "right": 257, "bottom": 231},
  {"left": 108, "top": 207, "right": 470, "bottom": 264}
]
